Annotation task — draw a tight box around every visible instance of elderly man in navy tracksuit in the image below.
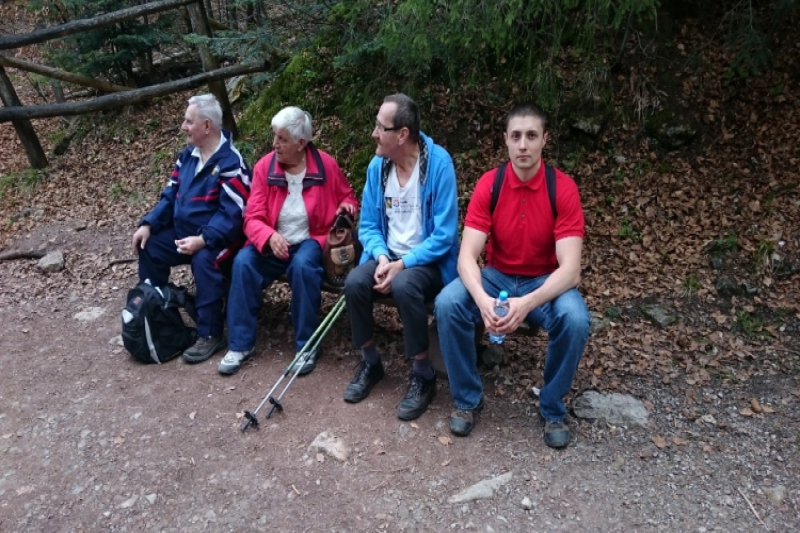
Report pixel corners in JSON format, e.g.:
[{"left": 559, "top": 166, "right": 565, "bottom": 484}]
[{"left": 132, "top": 94, "right": 251, "bottom": 363}]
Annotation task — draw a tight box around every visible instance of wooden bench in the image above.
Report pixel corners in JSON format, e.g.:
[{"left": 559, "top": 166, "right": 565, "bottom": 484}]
[{"left": 278, "top": 278, "right": 540, "bottom": 376}]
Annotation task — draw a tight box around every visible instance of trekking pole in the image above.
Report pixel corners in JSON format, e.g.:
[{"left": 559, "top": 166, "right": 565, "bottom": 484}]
[{"left": 240, "top": 295, "right": 347, "bottom": 432}]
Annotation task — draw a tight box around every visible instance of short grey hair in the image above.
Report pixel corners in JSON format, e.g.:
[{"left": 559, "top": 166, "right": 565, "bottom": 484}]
[
  {"left": 383, "top": 93, "right": 420, "bottom": 142},
  {"left": 271, "top": 106, "right": 313, "bottom": 142},
  {"left": 188, "top": 94, "right": 222, "bottom": 131}
]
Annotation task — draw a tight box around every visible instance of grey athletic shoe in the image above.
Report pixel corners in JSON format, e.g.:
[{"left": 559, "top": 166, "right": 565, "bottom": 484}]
[
  {"left": 291, "top": 348, "right": 319, "bottom": 376},
  {"left": 218, "top": 348, "right": 254, "bottom": 375},
  {"left": 182, "top": 335, "right": 226, "bottom": 364}
]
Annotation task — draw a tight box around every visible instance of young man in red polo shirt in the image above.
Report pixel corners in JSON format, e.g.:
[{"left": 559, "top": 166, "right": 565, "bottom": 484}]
[{"left": 434, "top": 103, "right": 590, "bottom": 448}]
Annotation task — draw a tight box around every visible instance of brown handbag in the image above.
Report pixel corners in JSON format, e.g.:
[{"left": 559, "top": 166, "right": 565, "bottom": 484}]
[{"left": 323, "top": 213, "right": 362, "bottom": 286}]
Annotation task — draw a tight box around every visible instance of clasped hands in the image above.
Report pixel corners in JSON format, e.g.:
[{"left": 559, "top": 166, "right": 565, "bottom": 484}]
[{"left": 477, "top": 293, "right": 531, "bottom": 336}]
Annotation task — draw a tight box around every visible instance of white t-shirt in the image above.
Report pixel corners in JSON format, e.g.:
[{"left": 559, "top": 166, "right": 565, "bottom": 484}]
[
  {"left": 277, "top": 170, "right": 310, "bottom": 245},
  {"left": 385, "top": 159, "right": 422, "bottom": 257}
]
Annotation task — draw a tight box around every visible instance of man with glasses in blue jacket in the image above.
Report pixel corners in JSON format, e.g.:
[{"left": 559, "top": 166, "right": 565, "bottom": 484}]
[{"left": 342, "top": 93, "right": 459, "bottom": 421}]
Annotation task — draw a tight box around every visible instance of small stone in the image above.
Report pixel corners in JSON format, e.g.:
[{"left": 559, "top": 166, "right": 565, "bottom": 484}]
[
  {"left": 521, "top": 497, "right": 533, "bottom": 510},
  {"left": 38, "top": 251, "right": 65, "bottom": 273},
  {"left": 119, "top": 495, "right": 138, "bottom": 509},
  {"left": 145, "top": 493, "right": 157, "bottom": 505},
  {"left": 763, "top": 485, "right": 786, "bottom": 506},
  {"left": 398, "top": 424, "right": 410, "bottom": 439},
  {"left": 108, "top": 335, "right": 124, "bottom": 346},
  {"left": 205, "top": 510, "right": 217, "bottom": 522},
  {"left": 308, "top": 431, "right": 351, "bottom": 462},
  {"left": 74, "top": 307, "right": 105, "bottom": 322}
]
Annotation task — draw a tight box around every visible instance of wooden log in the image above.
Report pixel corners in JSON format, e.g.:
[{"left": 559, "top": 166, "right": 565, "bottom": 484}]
[
  {"left": 0, "top": 65, "right": 48, "bottom": 168},
  {"left": 0, "top": 0, "right": 198, "bottom": 51},
  {"left": 0, "top": 62, "right": 267, "bottom": 123},
  {"left": 186, "top": 2, "right": 238, "bottom": 138},
  {"left": 0, "top": 55, "right": 130, "bottom": 93},
  {"left": 0, "top": 249, "right": 48, "bottom": 261}
]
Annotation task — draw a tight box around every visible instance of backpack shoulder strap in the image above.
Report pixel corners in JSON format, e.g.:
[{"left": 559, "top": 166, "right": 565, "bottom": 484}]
[
  {"left": 489, "top": 162, "right": 507, "bottom": 215},
  {"left": 545, "top": 164, "right": 557, "bottom": 219}
]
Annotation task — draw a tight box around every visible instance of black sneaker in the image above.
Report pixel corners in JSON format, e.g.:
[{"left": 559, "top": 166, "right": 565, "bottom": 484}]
[
  {"left": 343, "top": 360, "right": 384, "bottom": 403},
  {"left": 182, "top": 335, "right": 226, "bottom": 364},
  {"left": 396, "top": 372, "right": 436, "bottom": 420},
  {"left": 449, "top": 397, "right": 485, "bottom": 436},
  {"left": 543, "top": 418, "right": 571, "bottom": 449}
]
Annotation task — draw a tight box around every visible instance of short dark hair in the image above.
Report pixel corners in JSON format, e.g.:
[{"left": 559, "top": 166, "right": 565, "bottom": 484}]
[
  {"left": 383, "top": 93, "right": 420, "bottom": 141},
  {"left": 506, "top": 102, "right": 548, "bottom": 133}
]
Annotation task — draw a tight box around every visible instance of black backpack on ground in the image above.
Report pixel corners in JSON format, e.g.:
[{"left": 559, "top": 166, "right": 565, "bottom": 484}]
[{"left": 121, "top": 280, "right": 197, "bottom": 364}]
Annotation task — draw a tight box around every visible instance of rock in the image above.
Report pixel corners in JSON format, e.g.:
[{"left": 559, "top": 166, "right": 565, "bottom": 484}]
[
  {"left": 640, "top": 304, "right": 677, "bottom": 329},
  {"left": 108, "top": 335, "right": 124, "bottom": 346},
  {"left": 145, "top": 493, "right": 157, "bottom": 505},
  {"left": 74, "top": 307, "right": 105, "bottom": 322},
  {"left": 572, "top": 391, "right": 650, "bottom": 427},
  {"left": 447, "top": 472, "right": 513, "bottom": 504},
  {"left": 589, "top": 311, "right": 612, "bottom": 335},
  {"left": 398, "top": 424, "right": 410, "bottom": 439},
  {"left": 308, "top": 431, "right": 351, "bottom": 462},
  {"left": 119, "top": 495, "right": 138, "bottom": 509},
  {"left": 739, "top": 281, "right": 760, "bottom": 296},
  {"left": 715, "top": 276, "right": 738, "bottom": 297},
  {"left": 571, "top": 116, "right": 605, "bottom": 138},
  {"left": 205, "top": 509, "right": 217, "bottom": 522},
  {"left": 480, "top": 345, "right": 504, "bottom": 368},
  {"left": 37, "top": 251, "right": 64, "bottom": 273},
  {"left": 763, "top": 485, "right": 786, "bottom": 506},
  {"left": 645, "top": 110, "right": 697, "bottom": 150},
  {"left": 708, "top": 254, "right": 726, "bottom": 270},
  {"left": 521, "top": 497, "right": 532, "bottom": 510},
  {"left": 72, "top": 220, "right": 89, "bottom": 231}
]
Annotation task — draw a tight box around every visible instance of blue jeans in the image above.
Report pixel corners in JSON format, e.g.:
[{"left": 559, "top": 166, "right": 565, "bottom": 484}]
[
  {"left": 138, "top": 227, "right": 226, "bottom": 338},
  {"left": 434, "top": 267, "right": 590, "bottom": 422},
  {"left": 227, "top": 240, "right": 323, "bottom": 352}
]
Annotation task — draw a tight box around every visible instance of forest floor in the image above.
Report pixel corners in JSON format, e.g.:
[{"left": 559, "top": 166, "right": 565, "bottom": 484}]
[{"left": 1, "top": 3, "right": 799, "bottom": 532}]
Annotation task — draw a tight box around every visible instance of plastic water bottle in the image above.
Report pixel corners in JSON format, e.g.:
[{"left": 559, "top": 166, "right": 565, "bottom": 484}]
[{"left": 488, "top": 291, "right": 510, "bottom": 344}]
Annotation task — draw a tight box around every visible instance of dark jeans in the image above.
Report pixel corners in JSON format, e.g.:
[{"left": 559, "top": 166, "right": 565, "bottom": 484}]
[
  {"left": 138, "top": 227, "right": 226, "bottom": 338},
  {"left": 344, "top": 260, "right": 443, "bottom": 359},
  {"left": 227, "top": 241, "right": 323, "bottom": 353}
]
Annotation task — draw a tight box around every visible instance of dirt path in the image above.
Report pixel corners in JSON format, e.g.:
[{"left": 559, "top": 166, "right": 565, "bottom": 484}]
[{"left": 0, "top": 226, "right": 797, "bottom": 533}]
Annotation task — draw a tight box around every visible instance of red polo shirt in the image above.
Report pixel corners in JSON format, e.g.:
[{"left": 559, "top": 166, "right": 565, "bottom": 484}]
[{"left": 464, "top": 161, "right": 584, "bottom": 277}]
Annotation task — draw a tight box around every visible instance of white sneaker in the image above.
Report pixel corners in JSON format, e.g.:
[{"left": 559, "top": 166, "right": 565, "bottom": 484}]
[{"left": 218, "top": 348, "right": 254, "bottom": 375}]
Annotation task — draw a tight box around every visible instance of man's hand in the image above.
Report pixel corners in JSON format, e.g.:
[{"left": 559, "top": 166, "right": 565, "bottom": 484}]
[
  {"left": 132, "top": 225, "right": 151, "bottom": 255},
  {"left": 336, "top": 202, "right": 356, "bottom": 217},
  {"left": 373, "top": 257, "right": 404, "bottom": 294},
  {"left": 493, "top": 297, "right": 531, "bottom": 335},
  {"left": 176, "top": 235, "right": 205, "bottom": 256},
  {"left": 268, "top": 232, "right": 290, "bottom": 259}
]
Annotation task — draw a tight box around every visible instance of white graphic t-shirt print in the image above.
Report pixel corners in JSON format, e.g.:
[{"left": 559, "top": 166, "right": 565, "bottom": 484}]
[{"left": 385, "top": 159, "right": 422, "bottom": 257}]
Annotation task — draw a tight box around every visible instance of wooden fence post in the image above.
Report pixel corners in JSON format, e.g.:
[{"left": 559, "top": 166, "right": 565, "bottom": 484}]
[
  {"left": 0, "top": 65, "right": 48, "bottom": 169},
  {"left": 187, "top": 1, "right": 238, "bottom": 138}
]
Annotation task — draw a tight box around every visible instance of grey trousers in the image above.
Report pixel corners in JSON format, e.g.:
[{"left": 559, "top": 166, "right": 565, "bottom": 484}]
[{"left": 344, "top": 259, "right": 443, "bottom": 359}]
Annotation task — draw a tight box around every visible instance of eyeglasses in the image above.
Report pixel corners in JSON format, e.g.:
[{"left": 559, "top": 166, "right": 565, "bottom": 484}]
[{"left": 374, "top": 121, "right": 402, "bottom": 133}]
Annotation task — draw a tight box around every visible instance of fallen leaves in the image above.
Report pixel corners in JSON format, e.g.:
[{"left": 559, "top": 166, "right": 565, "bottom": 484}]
[{"left": 438, "top": 436, "right": 453, "bottom": 446}]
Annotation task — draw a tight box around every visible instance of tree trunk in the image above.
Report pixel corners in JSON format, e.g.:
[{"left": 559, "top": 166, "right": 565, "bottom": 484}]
[
  {"left": 0, "top": 62, "right": 266, "bottom": 123},
  {"left": 0, "top": 65, "right": 48, "bottom": 168},
  {"left": 186, "top": 2, "right": 238, "bottom": 138},
  {"left": 0, "top": 55, "right": 131, "bottom": 93},
  {"left": 0, "top": 0, "right": 196, "bottom": 50}
]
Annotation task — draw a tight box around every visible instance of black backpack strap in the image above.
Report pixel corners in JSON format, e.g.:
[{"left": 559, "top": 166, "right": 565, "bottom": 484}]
[
  {"left": 545, "top": 164, "right": 557, "bottom": 219},
  {"left": 489, "top": 162, "right": 507, "bottom": 215}
]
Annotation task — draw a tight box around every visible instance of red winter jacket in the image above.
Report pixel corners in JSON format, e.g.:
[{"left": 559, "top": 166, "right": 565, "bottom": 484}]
[{"left": 244, "top": 142, "right": 358, "bottom": 253}]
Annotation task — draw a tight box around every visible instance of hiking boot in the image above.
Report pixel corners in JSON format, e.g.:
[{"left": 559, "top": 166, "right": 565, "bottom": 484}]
[
  {"left": 397, "top": 372, "right": 436, "bottom": 420},
  {"left": 449, "top": 397, "right": 485, "bottom": 436},
  {"left": 182, "top": 335, "right": 226, "bottom": 364},
  {"left": 291, "top": 347, "right": 319, "bottom": 376},
  {"left": 343, "top": 360, "right": 384, "bottom": 403},
  {"left": 218, "top": 348, "right": 254, "bottom": 375},
  {"left": 543, "top": 418, "right": 571, "bottom": 449}
]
